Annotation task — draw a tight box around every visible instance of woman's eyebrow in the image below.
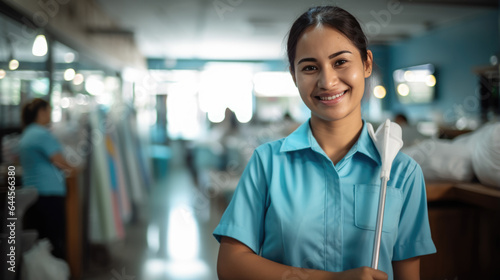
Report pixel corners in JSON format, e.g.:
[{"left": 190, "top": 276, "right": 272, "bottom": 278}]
[
  {"left": 297, "top": 50, "right": 352, "bottom": 65},
  {"left": 329, "top": 50, "right": 351, "bottom": 59}
]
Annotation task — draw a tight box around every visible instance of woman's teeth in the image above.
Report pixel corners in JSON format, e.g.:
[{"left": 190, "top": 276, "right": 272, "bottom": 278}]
[{"left": 319, "top": 91, "right": 346, "bottom": 101}]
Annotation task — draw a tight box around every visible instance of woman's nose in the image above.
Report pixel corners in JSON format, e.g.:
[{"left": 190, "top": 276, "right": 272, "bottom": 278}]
[{"left": 317, "top": 67, "right": 338, "bottom": 90}]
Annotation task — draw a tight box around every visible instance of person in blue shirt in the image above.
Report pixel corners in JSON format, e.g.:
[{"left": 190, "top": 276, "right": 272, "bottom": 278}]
[
  {"left": 214, "top": 6, "right": 436, "bottom": 280},
  {"left": 19, "top": 98, "right": 75, "bottom": 260}
]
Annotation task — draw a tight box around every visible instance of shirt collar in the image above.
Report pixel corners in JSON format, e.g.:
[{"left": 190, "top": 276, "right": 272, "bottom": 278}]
[
  {"left": 280, "top": 119, "right": 381, "bottom": 165},
  {"left": 27, "top": 123, "right": 43, "bottom": 130},
  {"left": 355, "top": 121, "right": 381, "bottom": 165},
  {"left": 280, "top": 120, "right": 312, "bottom": 152}
]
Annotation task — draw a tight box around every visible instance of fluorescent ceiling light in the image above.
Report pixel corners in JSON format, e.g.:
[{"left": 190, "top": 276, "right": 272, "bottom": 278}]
[{"left": 32, "top": 35, "right": 48, "bottom": 57}]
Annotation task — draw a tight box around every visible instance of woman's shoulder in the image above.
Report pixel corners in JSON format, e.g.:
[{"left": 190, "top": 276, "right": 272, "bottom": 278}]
[
  {"left": 395, "top": 150, "right": 420, "bottom": 169},
  {"left": 253, "top": 121, "right": 309, "bottom": 156},
  {"left": 254, "top": 137, "right": 288, "bottom": 157},
  {"left": 392, "top": 150, "right": 423, "bottom": 181},
  {"left": 395, "top": 150, "right": 416, "bottom": 164},
  {"left": 25, "top": 124, "right": 51, "bottom": 137},
  {"left": 20, "top": 124, "right": 53, "bottom": 144}
]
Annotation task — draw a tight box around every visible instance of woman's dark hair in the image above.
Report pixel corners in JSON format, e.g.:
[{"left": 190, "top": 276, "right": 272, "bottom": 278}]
[
  {"left": 21, "top": 98, "right": 49, "bottom": 127},
  {"left": 287, "top": 6, "right": 368, "bottom": 72}
]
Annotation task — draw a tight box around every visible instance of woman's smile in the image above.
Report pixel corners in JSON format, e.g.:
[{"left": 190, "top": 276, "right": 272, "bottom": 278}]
[{"left": 315, "top": 89, "right": 349, "bottom": 105}]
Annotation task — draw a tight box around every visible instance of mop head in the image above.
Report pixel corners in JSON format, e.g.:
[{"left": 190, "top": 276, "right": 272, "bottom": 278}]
[{"left": 367, "top": 119, "right": 404, "bottom": 179}]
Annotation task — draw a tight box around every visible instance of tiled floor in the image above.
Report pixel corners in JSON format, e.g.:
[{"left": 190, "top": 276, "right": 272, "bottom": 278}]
[{"left": 83, "top": 142, "right": 226, "bottom": 280}]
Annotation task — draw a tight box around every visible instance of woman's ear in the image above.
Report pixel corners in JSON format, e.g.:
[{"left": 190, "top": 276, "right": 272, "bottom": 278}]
[
  {"left": 364, "top": 50, "right": 373, "bottom": 78},
  {"left": 289, "top": 66, "right": 297, "bottom": 86}
]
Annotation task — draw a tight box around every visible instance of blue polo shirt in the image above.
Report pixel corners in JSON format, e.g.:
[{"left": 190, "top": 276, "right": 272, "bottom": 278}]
[
  {"left": 19, "top": 123, "right": 66, "bottom": 196},
  {"left": 213, "top": 120, "right": 436, "bottom": 279}
]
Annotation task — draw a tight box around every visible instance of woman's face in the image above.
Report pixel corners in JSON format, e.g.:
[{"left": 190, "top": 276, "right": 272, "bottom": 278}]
[
  {"left": 37, "top": 106, "right": 52, "bottom": 125},
  {"left": 291, "top": 25, "right": 372, "bottom": 123}
]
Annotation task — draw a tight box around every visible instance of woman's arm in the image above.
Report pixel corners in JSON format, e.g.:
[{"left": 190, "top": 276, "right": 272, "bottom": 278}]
[
  {"left": 392, "top": 257, "right": 420, "bottom": 280},
  {"left": 218, "top": 237, "right": 388, "bottom": 280},
  {"left": 51, "top": 153, "right": 77, "bottom": 176}
]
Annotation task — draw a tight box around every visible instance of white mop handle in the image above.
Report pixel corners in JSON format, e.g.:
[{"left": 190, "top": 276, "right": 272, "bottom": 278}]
[
  {"left": 371, "top": 176, "right": 389, "bottom": 269},
  {"left": 380, "top": 120, "right": 392, "bottom": 179}
]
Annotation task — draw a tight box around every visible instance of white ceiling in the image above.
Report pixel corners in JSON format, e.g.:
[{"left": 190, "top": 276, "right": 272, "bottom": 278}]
[
  {"left": 95, "top": 0, "right": 497, "bottom": 60},
  {"left": 19, "top": 0, "right": 500, "bottom": 61}
]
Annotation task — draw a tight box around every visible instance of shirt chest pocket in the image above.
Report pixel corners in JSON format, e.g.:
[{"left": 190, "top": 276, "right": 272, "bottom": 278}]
[{"left": 354, "top": 184, "right": 403, "bottom": 232}]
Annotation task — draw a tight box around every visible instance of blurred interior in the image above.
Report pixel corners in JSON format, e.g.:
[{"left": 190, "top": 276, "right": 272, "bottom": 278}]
[{"left": 0, "top": 0, "right": 499, "bottom": 279}]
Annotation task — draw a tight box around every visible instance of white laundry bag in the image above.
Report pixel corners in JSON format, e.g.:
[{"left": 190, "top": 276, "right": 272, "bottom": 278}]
[
  {"left": 472, "top": 123, "right": 500, "bottom": 188},
  {"left": 20, "top": 239, "right": 70, "bottom": 280},
  {"left": 402, "top": 138, "right": 475, "bottom": 182}
]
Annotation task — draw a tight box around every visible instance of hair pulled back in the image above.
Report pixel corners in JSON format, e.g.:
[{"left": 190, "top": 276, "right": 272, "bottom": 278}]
[
  {"left": 21, "top": 98, "right": 49, "bottom": 127},
  {"left": 287, "top": 6, "right": 368, "bottom": 72}
]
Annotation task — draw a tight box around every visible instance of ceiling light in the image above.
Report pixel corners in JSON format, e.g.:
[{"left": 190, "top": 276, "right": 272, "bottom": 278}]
[
  {"left": 32, "top": 34, "right": 48, "bottom": 57},
  {"left": 373, "top": 85, "right": 386, "bottom": 99},
  {"left": 397, "top": 84, "right": 410, "bottom": 96},
  {"left": 404, "top": 71, "right": 415, "bottom": 82},
  {"left": 64, "top": 68, "right": 76, "bottom": 81},
  {"left": 85, "top": 75, "right": 104, "bottom": 95},
  {"left": 0, "top": 69, "right": 6, "bottom": 79},
  {"left": 425, "top": 75, "right": 436, "bottom": 87},
  {"left": 9, "top": 59, "right": 19, "bottom": 70}
]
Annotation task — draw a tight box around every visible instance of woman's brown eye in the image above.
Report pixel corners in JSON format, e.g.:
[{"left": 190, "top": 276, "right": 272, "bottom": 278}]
[
  {"left": 303, "top": 66, "right": 317, "bottom": 71},
  {"left": 335, "top": 60, "right": 347, "bottom": 66}
]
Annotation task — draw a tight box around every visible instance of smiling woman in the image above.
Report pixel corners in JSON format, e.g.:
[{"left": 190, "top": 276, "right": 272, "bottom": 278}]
[
  {"left": 291, "top": 25, "right": 372, "bottom": 129},
  {"left": 213, "top": 5, "right": 436, "bottom": 280}
]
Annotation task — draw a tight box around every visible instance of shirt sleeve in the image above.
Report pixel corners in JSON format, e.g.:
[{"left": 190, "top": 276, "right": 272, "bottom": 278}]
[
  {"left": 38, "top": 129, "right": 62, "bottom": 159},
  {"left": 213, "top": 149, "right": 268, "bottom": 254},
  {"left": 393, "top": 162, "right": 437, "bottom": 260}
]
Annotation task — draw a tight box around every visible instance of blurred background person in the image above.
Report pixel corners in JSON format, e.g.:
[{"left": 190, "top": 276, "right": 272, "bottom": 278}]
[{"left": 19, "top": 98, "right": 75, "bottom": 261}]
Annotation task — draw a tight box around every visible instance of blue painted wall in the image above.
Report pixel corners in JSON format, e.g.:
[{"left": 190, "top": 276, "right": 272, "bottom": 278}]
[
  {"left": 385, "top": 10, "right": 498, "bottom": 123},
  {"left": 369, "top": 44, "right": 391, "bottom": 110}
]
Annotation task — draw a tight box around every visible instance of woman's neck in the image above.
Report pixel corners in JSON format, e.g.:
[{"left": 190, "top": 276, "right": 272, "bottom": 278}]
[
  {"left": 310, "top": 113, "right": 363, "bottom": 165},
  {"left": 34, "top": 119, "right": 50, "bottom": 127}
]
